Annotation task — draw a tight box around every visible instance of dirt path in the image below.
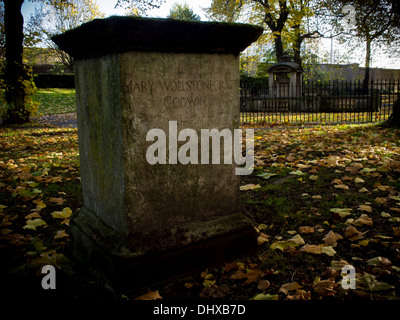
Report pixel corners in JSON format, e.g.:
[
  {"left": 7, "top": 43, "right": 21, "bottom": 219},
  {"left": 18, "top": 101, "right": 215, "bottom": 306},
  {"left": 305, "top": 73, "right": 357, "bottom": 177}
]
[{"left": 32, "top": 112, "right": 78, "bottom": 128}]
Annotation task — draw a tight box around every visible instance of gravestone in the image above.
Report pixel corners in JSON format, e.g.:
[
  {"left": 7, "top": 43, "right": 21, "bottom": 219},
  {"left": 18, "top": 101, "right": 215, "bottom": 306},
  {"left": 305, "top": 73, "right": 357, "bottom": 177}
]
[{"left": 52, "top": 16, "right": 263, "bottom": 291}]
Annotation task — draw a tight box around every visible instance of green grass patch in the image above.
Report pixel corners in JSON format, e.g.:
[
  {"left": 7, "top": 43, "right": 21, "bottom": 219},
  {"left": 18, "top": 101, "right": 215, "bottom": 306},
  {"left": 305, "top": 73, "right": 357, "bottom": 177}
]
[{"left": 34, "top": 89, "right": 76, "bottom": 115}]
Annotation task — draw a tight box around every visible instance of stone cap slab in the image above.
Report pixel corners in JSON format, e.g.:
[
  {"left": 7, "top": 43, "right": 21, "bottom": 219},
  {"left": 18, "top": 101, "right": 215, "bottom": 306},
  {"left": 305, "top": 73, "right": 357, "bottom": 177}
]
[{"left": 51, "top": 16, "right": 263, "bottom": 59}]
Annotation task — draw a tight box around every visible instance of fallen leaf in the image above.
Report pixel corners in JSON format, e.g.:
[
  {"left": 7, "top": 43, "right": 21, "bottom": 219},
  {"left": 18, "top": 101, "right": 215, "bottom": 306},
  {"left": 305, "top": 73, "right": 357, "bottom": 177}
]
[
  {"left": 224, "top": 262, "right": 238, "bottom": 272},
  {"left": 54, "top": 230, "right": 69, "bottom": 240},
  {"left": 298, "top": 226, "right": 314, "bottom": 234},
  {"left": 134, "top": 290, "right": 162, "bottom": 300},
  {"left": 240, "top": 184, "right": 261, "bottom": 191},
  {"left": 322, "top": 230, "right": 343, "bottom": 246},
  {"left": 334, "top": 184, "right": 349, "bottom": 190},
  {"left": 357, "top": 273, "right": 394, "bottom": 292},
  {"left": 49, "top": 197, "right": 66, "bottom": 205},
  {"left": 346, "top": 162, "right": 363, "bottom": 172},
  {"left": 358, "top": 187, "right": 369, "bottom": 193},
  {"left": 257, "top": 233, "right": 270, "bottom": 245},
  {"left": 358, "top": 204, "right": 372, "bottom": 213},
  {"left": 374, "top": 197, "right": 387, "bottom": 204},
  {"left": 367, "top": 257, "right": 391, "bottom": 268},
  {"left": 381, "top": 212, "right": 391, "bottom": 218},
  {"left": 257, "top": 280, "right": 270, "bottom": 291},
  {"left": 320, "top": 246, "right": 336, "bottom": 256},
  {"left": 250, "top": 293, "right": 278, "bottom": 300},
  {"left": 230, "top": 269, "right": 264, "bottom": 285},
  {"left": 25, "top": 212, "right": 42, "bottom": 220},
  {"left": 51, "top": 207, "right": 72, "bottom": 220},
  {"left": 299, "top": 244, "right": 321, "bottom": 254},
  {"left": 330, "top": 208, "right": 352, "bottom": 218},
  {"left": 257, "top": 172, "right": 278, "bottom": 180},
  {"left": 344, "top": 225, "right": 365, "bottom": 241},
  {"left": 278, "top": 282, "right": 302, "bottom": 295},
  {"left": 353, "top": 214, "right": 373, "bottom": 227},
  {"left": 313, "top": 279, "right": 336, "bottom": 296},
  {"left": 289, "top": 170, "right": 305, "bottom": 176},
  {"left": 309, "top": 175, "right": 318, "bottom": 180},
  {"left": 376, "top": 184, "right": 390, "bottom": 191},
  {"left": 289, "top": 234, "right": 305, "bottom": 245},
  {"left": 23, "top": 218, "right": 47, "bottom": 231},
  {"left": 354, "top": 177, "right": 365, "bottom": 183},
  {"left": 203, "top": 279, "right": 216, "bottom": 288}
]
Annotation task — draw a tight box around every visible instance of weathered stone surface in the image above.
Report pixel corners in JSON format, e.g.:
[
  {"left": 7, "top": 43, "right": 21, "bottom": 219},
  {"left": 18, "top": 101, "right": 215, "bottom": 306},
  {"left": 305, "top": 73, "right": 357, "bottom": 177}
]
[{"left": 53, "top": 16, "right": 262, "bottom": 292}]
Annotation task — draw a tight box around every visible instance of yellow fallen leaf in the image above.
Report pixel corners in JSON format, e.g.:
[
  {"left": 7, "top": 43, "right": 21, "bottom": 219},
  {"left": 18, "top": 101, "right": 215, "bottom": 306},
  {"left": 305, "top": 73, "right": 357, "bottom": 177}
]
[
  {"left": 23, "top": 218, "right": 47, "bottom": 231},
  {"left": 358, "top": 187, "right": 369, "bottom": 193},
  {"left": 33, "top": 199, "right": 46, "bottom": 209},
  {"left": 354, "top": 214, "right": 373, "bottom": 227},
  {"left": 25, "top": 212, "right": 42, "bottom": 220},
  {"left": 321, "top": 246, "right": 336, "bottom": 256},
  {"left": 359, "top": 239, "right": 370, "bottom": 246},
  {"left": 358, "top": 205, "right": 372, "bottom": 213},
  {"left": 257, "top": 233, "right": 270, "bottom": 245},
  {"left": 377, "top": 185, "right": 391, "bottom": 191},
  {"left": 375, "top": 197, "right": 387, "bottom": 204},
  {"left": 240, "top": 184, "right": 261, "bottom": 191},
  {"left": 51, "top": 207, "right": 72, "bottom": 220},
  {"left": 334, "top": 184, "right": 349, "bottom": 190},
  {"left": 299, "top": 244, "right": 321, "bottom": 254},
  {"left": 381, "top": 212, "right": 391, "bottom": 218},
  {"left": 289, "top": 234, "right": 305, "bottom": 245},
  {"left": 330, "top": 208, "right": 352, "bottom": 218},
  {"left": 309, "top": 175, "right": 319, "bottom": 180},
  {"left": 354, "top": 177, "right": 365, "bottom": 183}
]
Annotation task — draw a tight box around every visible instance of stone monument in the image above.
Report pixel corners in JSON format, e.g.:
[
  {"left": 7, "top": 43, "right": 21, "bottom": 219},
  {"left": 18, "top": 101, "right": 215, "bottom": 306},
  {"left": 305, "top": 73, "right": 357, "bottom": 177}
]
[{"left": 52, "top": 16, "right": 263, "bottom": 291}]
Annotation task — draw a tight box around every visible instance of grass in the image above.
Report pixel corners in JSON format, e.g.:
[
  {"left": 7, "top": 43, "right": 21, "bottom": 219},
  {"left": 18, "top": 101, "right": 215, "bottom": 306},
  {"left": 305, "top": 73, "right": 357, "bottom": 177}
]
[
  {"left": 0, "top": 89, "right": 76, "bottom": 116},
  {"left": 33, "top": 89, "right": 76, "bottom": 115}
]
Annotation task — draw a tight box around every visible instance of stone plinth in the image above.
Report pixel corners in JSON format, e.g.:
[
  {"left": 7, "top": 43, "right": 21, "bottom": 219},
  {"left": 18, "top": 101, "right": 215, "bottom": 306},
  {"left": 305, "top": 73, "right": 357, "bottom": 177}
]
[{"left": 52, "top": 16, "right": 263, "bottom": 291}]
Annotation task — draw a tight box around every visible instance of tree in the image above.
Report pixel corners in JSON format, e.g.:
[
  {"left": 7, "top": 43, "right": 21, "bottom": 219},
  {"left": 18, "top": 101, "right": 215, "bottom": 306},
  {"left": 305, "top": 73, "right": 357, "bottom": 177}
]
[
  {"left": 168, "top": 2, "right": 201, "bottom": 21},
  {"left": 206, "top": 0, "right": 320, "bottom": 65},
  {"left": 1, "top": 0, "right": 29, "bottom": 124},
  {"left": 0, "top": 0, "right": 165, "bottom": 124},
  {"left": 44, "top": 0, "right": 105, "bottom": 71},
  {"left": 382, "top": 0, "right": 400, "bottom": 127},
  {"left": 320, "top": 0, "right": 400, "bottom": 88}
]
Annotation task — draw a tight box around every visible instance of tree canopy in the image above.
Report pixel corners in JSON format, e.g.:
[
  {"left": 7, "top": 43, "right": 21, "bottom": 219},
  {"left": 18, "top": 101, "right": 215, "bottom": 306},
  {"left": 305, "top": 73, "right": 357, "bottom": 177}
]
[{"left": 168, "top": 2, "right": 201, "bottom": 21}]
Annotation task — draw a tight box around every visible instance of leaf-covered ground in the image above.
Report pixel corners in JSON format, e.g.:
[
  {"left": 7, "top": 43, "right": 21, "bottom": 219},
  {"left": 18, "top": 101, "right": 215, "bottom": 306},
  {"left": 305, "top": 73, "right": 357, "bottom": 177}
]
[{"left": 1, "top": 123, "right": 400, "bottom": 300}]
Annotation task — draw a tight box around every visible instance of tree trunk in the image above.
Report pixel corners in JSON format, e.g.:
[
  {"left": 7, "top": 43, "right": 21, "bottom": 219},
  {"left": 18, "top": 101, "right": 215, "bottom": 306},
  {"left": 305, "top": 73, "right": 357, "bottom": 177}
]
[
  {"left": 362, "top": 38, "right": 371, "bottom": 92},
  {"left": 3, "top": 0, "right": 29, "bottom": 124},
  {"left": 292, "top": 25, "right": 302, "bottom": 67},
  {"left": 382, "top": 97, "right": 400, "bottom": 128},
  {"left": 274, "top": 33, "right": 284, "bottom": 62}
]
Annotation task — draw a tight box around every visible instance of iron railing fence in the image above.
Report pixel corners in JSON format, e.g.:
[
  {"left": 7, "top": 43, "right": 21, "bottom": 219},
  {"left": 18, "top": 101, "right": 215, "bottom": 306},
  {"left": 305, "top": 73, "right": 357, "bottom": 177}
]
[{"left": 240, "top": 79, "right": 399, "bottom": 125}]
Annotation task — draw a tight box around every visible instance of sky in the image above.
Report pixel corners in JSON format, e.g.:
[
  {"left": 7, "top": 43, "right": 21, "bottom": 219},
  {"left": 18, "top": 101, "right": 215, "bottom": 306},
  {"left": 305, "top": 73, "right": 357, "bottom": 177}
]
[{"left": 20, "top": 0, "right": 399, "bottom": 69}]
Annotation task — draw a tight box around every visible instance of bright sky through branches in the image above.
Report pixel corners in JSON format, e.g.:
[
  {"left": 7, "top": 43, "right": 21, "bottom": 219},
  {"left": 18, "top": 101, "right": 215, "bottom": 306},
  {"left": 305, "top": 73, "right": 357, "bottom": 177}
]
[{"left": 21, "top": 0, "right": 399, "bottom": 69}]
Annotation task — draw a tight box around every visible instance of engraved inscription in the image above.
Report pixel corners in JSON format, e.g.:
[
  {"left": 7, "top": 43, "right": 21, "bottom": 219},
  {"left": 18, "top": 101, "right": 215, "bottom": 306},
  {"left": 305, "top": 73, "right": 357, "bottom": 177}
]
[{"left": 124, "top": 79, "right": 237, "bottom": 94}]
